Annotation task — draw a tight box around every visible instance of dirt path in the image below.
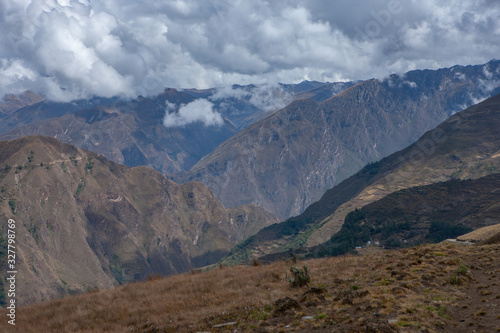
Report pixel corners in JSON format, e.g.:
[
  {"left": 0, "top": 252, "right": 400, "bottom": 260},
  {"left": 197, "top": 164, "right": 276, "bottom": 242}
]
[{"left": 449, "top": 244, "right": 500, "bottom": 332}]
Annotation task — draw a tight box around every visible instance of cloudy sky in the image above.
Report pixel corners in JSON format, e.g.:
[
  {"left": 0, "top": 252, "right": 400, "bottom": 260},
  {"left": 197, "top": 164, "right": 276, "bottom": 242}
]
[{"left": 1, "top": 0, "right": 499, "bottom": 101}]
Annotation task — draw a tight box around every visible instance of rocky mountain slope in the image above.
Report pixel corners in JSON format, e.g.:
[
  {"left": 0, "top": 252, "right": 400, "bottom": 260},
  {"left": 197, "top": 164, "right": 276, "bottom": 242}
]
[
  {"left": 2, "top": 240, "right": 499, "bottom": 332},
  {"left": 0, "top": 136, "right": 279, "bottom": 306},
  {"left": 0, "top": 89, "right": 239, "bottom": 175},
  {"left": 223, "top": 91, "right": 500, "bottom": 264},
  {"left": 0, "top": 82, "right": 351, "bottom": 177},
  {"left": 176, "top": 60, "right": 500, "bottom": 219},
  {"left": 0, "top": 91, "right": 44, "bottom": 117}
]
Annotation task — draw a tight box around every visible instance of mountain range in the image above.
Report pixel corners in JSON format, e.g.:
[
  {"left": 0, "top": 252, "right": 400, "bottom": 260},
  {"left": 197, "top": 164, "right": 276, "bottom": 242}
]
[
  {"left": 1, "top": 60, "right": 500, "bottom": 307},
  {"left": 0, "top": 89, "right": 238, "bottom": 175},
  {"left": 223, "top": 91, "right": 500, "bottom": 264},
  {"left": 0, "top": 82, "right": 352, "bottom": 177},
  {"left": 3, "top": 61, "right": 500, "bottom": 221},
  {"left": 175, "top": 60, "right": 500, "bottom": 219}
]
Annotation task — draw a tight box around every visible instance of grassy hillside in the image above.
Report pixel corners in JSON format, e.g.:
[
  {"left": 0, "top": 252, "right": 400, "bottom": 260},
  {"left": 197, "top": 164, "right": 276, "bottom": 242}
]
[
  {"left": 311, "top": 174, "right": 500, "bottom": 257},
  {"left": 1, "top": 241, "right": 499, "bottom": 332}
]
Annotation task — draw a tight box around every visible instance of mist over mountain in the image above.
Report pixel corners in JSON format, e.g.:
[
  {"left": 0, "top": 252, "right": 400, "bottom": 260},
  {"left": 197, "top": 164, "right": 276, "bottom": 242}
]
[
  {"left": 176, "top": 60, "right": 500, "bottom": 219},
  {"left": 0, "top": 80, "right": 356, "bottom": 176}
]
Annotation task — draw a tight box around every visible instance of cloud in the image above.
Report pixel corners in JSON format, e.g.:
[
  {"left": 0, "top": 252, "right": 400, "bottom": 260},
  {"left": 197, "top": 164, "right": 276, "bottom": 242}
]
[
  {"left": 209, "top": 83, "right": 293, "bottom": 112},
  {"left": 163, "top": 99, "right": 224, "bottom": 127},
  {"left": 403, "top": 81, "right": 417, "bottom": 88},
  {"left": 1, "top": 0, "right": 500, "bottom": 101}
]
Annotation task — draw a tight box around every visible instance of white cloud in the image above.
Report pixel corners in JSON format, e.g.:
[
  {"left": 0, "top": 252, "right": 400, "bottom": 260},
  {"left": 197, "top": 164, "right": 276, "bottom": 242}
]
[
  {"left": 0, "top": 59, "right": 38, "bottom": 94},
  {"left": 163, "top": 99, "right": 224, "bottom": 127},
  {"left": 247, "top": 84, "right": 293, "bottom": 112},
  {"left": 0, "top": 0, "right": 499, "bottom": 101},
  {"left": 209, "top": 83, "right": 293, "bottom": 112},
  {"left": 403, "top": 80, "right": 417, "bottom": 88}
]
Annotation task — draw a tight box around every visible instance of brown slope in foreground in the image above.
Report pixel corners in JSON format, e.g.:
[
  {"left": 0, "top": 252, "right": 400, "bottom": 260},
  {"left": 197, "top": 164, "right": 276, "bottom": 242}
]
[
  {"left": 1, "top": 241, "right": 499, "bottom": 332},
  {"left": 223, "top": 91, "right": 500, "bottom": 264},
  {"left": 0, "top": 136, "right": 279, "bottom": 306}
]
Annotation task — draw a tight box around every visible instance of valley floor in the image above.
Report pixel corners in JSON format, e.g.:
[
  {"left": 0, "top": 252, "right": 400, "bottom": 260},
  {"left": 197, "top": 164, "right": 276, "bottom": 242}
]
[{"left": 1, "top": 242, "right": 499, "bottom": 332}]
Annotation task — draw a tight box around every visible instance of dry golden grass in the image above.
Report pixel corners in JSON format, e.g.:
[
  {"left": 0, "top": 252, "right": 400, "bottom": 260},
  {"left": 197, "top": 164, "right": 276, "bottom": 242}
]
[
  {"left": 458, "top": 223, "right": 500, "bottom": 242},
  {"left": 0, "top": 260, "right": 294, "bottom": 332},
  {"left": 1, "top": 242, "right": 499, "bottom": 332}
]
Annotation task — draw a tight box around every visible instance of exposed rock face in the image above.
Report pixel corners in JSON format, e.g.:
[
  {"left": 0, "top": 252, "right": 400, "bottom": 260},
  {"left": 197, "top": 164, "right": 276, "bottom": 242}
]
[
  {"left": 177, "top": 61, "right": 500, "bottom": 219},
  {"left": 0, "top": 136, "right": 279, "bottom": 306}
]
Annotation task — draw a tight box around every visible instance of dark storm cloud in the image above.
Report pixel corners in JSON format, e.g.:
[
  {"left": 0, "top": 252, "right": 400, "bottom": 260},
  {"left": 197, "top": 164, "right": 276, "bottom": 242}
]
[{"left": 0, "top": 0, "right": 499, "bottom": 101}]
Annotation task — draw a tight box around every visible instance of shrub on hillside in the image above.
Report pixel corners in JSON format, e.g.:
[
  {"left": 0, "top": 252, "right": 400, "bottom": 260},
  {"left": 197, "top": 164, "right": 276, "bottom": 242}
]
[{"left": 289, "top": 265, "right": 310, "bottom": 288}]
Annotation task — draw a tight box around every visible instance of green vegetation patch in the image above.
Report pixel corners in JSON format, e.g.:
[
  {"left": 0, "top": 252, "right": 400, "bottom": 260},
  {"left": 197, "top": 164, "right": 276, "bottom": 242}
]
[
  {"left": 109, "top": 254, "right": 125, "bottom": 285},
  {"left": 8, "top": 198, "right": 16, "bottom": 214}
]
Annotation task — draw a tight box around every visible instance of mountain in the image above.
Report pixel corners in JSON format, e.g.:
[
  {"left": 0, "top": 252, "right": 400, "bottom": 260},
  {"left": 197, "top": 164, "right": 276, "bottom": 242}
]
[
  {"left": 0, "top": 89, "right": 240, "bottom": 175},
  {"left": 0, "top": 81, "right": 352, "bottom": 176},
  {"left": 0, "top": 91, "right": 44, "bottom": 118},
  {"left": 0, "top": 95, "right": 122, "bottom": 135},
  {"left": 312, "top": 173, "right": 500, "bottom": 257},
  {"left": 223, "top": 91, "right": 500, "bottom": 264},
  {"left": 0, "top": 136, "right": 279, "bottom": 306},
  {"left": 0, "top": 90, "right": 240, "bottom": 175},
  {"left": 175, "top": 60, "right": 500, "bottom": 220},
  {"left": 183, "top": 81, "right": 359, "bottom": 128}
]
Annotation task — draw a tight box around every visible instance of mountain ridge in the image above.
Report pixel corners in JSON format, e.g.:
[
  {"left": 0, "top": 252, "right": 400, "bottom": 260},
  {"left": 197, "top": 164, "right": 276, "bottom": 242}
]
[
  {"left": 0, "top": 135, "right": 279, "bottom": 305},
  {"left": 0, "top": 81, "right": 354, "bottom": 176},
  {"left": 222, "top": 92, "right": 500, "bottom": 264},
  {"left": 176, "top": 60, "right": 500, "bottom": 220}
]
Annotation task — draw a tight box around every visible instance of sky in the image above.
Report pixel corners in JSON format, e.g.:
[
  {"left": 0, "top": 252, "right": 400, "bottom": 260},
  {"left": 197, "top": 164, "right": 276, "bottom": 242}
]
[{"left": 1, "top": 0, "right": 499, "bottom": 102}]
